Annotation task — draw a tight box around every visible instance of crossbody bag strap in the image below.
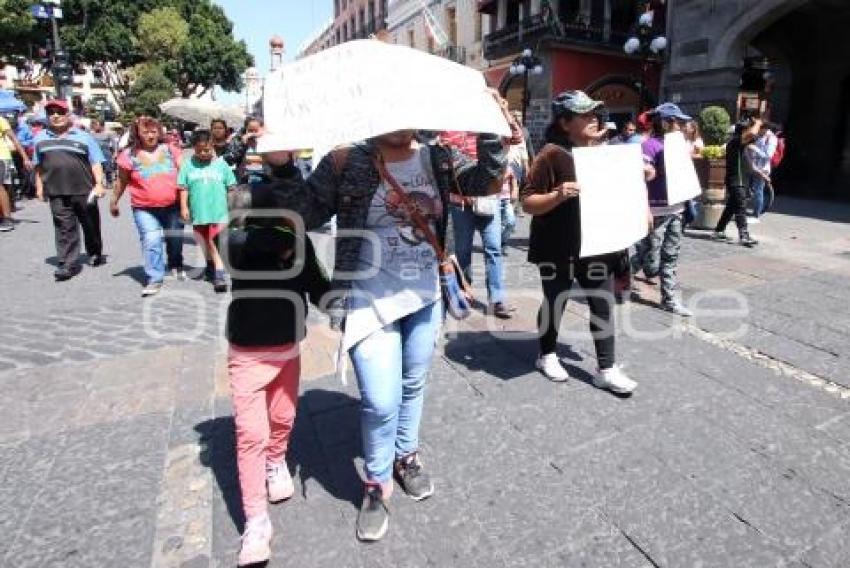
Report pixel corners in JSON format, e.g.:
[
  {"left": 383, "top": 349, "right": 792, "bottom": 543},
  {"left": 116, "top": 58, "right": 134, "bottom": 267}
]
[{"left": 372, "top": 155, "right": 447, "bottom": 263}]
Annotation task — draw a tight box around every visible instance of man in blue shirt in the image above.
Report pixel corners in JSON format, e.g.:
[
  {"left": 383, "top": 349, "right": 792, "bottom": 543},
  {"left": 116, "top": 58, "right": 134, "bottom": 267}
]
[{"left": 34, "top": 99, "right": 107, "bottom": 280}]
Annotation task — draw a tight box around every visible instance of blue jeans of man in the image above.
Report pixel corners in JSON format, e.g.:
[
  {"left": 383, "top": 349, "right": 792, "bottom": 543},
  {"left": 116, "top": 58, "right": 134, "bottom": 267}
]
[
  {"left": 132, "top": 206, "right": 184, "bottom": 284},
  {"left": 450, "top": 204, "right": 505, "bottom": 304},
  {"left": 349, "top": 301, "right": 441, "bottom": 484},
  {"left": 500, "top": 198, "right": 516, "bottom": 251},
  {"left": 749, "top": 174, "right": 767, "bottom": 217}
]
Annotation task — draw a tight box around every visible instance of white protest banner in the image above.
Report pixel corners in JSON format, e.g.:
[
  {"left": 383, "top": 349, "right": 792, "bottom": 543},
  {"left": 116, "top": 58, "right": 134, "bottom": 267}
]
[
  {"left": 664, "top": 131, "right": 703, "bottom": 205},
  {"left": 257, "top": 40, "right": 510, "bottom": 156},
  {"left": 574, "top": 144, "right": 649, "bottom": 258}
]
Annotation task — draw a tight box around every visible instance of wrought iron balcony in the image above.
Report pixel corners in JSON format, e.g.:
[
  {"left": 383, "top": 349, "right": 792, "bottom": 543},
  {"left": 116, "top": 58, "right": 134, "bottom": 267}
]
[{"left": 483, "top": 13, "right": 631, "bottom": 60}]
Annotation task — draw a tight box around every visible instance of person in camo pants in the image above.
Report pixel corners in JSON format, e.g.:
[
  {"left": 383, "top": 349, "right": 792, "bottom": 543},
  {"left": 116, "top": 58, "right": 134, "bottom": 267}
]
[{"left": 631, "top": 103, "right": 694, "bottom": 317}]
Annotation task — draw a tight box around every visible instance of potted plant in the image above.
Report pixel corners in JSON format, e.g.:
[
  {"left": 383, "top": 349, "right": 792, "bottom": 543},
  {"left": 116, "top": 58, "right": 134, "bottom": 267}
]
[{"left": 693, "top": 106, "right": 731, "bottom": 228}]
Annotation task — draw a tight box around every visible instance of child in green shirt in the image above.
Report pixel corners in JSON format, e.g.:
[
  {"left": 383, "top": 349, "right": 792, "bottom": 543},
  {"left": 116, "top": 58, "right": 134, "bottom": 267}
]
[{"left": 179, "top": 129, "right": 237, "bottom": 292}]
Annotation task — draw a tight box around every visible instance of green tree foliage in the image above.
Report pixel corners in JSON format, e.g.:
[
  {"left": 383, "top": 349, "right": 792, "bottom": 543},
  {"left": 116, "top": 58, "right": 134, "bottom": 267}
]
[
  {"left": 122, "top": 63, "right": 176, "bottom": 119},
  {"left": 22, "top": 0, "right": 252, "bottom": 106},
  {"left": 0, "top": 0, "right": 36, "bottom": 56},
  {"left": 136, "top": 7, "right": 188, "bottom": 63},
  {"left": 174, "top": 2, "right": 252, "bottom": 97}
]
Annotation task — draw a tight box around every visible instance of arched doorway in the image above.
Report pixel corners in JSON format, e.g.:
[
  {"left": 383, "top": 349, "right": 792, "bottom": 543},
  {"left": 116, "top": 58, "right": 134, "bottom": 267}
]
[
  {"left": 585, "top": 75, "right": 654, "bottom": 128},
  {"left": 719, "top": 0, "right": 850, "bottom": 199}
]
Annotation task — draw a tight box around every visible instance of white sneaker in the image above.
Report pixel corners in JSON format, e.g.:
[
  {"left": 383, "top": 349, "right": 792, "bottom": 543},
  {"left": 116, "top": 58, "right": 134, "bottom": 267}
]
[
  {"left": 238, "top": 514, "right": 272, "bottom": 566},
  {"left": 168, "top": 267, "right": 187, "bottom": 281},
  {"left": 535, "top": 353, "right": 570, "bottom": 382},
  {"left": 593, "top": 365, "right": 638, "bottom": 395},
  {"left": 267, "top": 462, "right": 294, "bottom": 503}
]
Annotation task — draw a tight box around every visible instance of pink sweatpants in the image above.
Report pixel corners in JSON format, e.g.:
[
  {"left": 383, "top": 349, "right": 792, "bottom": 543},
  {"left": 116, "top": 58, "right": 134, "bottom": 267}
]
[{"left": 228, "top": 343, "right": 301, "bottom": 519}]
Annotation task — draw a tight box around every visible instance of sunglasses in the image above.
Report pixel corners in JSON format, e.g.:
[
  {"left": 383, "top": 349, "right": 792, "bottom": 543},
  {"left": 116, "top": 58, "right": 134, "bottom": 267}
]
[{"left": 47, "top": 109, "right": 67, "bottom": 116}]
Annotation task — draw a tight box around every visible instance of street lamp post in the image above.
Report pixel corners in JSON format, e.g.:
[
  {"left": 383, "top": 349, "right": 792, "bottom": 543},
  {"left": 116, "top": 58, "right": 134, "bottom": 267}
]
[
  {"left": 509, "top": 48, "right": 544, "bottom": 125},
  {"left": 623, "top": 2, "right": 667, "bottom": 112}
]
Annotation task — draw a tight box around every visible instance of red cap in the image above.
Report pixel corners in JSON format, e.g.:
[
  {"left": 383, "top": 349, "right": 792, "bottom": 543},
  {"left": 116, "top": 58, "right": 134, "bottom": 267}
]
[{"left": 45, "top": 99, "right": 69, "bottom": 112}]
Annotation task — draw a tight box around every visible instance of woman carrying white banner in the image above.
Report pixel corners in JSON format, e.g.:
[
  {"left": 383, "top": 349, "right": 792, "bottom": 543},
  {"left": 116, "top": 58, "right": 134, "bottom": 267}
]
[
  {"left": 521, "top": 90, "right": 638, "bottom": 394},
  {"left": 260, "top": 93, "right": 516, "bottom": 542}
]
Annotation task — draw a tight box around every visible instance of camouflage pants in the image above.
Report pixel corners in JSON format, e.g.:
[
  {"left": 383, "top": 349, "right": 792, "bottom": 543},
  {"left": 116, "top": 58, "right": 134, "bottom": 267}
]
[{"left": 632, "top": 213, "right": 683, "bottom": 304}]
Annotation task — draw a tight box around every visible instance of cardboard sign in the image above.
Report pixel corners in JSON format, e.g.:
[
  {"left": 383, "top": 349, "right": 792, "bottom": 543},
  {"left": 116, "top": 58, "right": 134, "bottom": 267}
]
[
  {"left": 664, "top": 132, "right": 703, "bottom": 205},
  {"left": 574, "top": 144, "right": 649, "bottom": 258},
  {"left": 258, "top": 40, "right": 510, "bottom": 154}
]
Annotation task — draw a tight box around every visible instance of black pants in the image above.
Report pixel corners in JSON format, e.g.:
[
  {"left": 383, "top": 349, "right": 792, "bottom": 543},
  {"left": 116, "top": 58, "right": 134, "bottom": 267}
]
[
  {"left": 537, "top": 257, "right": 616, "bottom": 369},
  {"left": 49, "top": 194, "right": 103, "bottom": 268},
  {"left": 715, "top": 184, "right": 749, "bottom": 235}
]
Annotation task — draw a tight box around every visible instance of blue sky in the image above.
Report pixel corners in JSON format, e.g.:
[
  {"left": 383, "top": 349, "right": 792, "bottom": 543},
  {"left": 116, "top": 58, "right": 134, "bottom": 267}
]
[{"left": 214, "top": 0, "right": 333, "bottom": 102}]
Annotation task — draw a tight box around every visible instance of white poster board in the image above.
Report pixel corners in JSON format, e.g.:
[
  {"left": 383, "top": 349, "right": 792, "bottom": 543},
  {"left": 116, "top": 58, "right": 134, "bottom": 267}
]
[
  {"left": 258, "top": 40, "right": 510, "bottom": 155},
  {"left": 575, "top": 144, "right": 649, "bottom": 258},
  {"left": 664, "top": 132, "right": 702, "bottom": 205}
]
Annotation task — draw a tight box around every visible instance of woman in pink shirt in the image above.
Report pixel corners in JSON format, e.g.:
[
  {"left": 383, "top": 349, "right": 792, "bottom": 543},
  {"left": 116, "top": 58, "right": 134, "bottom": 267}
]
[{"left": 110, "top": 116, "right": 184, "bottom": 297}]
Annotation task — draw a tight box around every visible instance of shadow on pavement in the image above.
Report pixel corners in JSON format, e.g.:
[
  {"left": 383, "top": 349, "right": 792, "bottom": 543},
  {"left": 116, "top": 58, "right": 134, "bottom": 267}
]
[
  {"left": 112, "top": 265, "right": 146, "bottom": 285},
  {"left": 196, "top": 416, "right": 245, "bottom": 530},
  {"left": 770, "top": 195, "right": 850, "bottom": 223},
  {"left": 296, "top": 389, "right": 363, "bottom": 511},
  {"left": 195, "top": 389, "right": 363, "bottom": 532},
  {"left": 442, "top": 330, "right": 582, "bottom": 381}
]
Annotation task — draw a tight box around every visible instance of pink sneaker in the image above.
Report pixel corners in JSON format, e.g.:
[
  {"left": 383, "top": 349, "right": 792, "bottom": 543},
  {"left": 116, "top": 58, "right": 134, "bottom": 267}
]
[
  {"left": 267, "top": 462, "right": 294, "bottom": 503},
  {"left": 238, "top": 514, "right": 272, "bottom": 566}
]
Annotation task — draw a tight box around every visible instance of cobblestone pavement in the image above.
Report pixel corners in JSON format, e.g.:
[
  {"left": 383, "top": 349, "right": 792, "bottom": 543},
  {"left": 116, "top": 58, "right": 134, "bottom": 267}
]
[{"left": 1, "top": 196, "right": 849, "bottom": 567}]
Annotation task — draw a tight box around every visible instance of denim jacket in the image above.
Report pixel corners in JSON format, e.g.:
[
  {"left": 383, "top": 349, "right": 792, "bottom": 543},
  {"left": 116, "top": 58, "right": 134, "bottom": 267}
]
[{"left": 264, "top": 133, "right": 508, "bottom": 315}]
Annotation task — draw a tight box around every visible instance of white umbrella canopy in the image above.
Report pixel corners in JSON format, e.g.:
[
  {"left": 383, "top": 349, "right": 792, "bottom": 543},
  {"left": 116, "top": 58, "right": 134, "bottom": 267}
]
[{"left": 159, "top": 98, "right": 245, "bottom": 128}]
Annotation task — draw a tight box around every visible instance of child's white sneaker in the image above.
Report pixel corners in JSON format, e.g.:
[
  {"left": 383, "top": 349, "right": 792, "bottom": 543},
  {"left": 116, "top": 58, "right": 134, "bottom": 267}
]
[
  {"left": 238, "top": 514, "right": 272, "bottom": 566},
  {"left": 267, "top": 461, "right": 294, "bottom": 503}
]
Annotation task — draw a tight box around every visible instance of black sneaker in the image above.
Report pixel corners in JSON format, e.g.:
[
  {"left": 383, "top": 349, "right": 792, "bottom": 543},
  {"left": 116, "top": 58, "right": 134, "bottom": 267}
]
[
  {"left": 213, "top": 271, "right": 227, "bottom": 293},
  {"left": 488, "top": 302, "right": 516, "bottom": 320},
  {"left": 739, "top": 234, "right": 759, "bottom": 247},
  {"left": 90, "top": 254, "right": 107, "bottom": 267},
  {"left": 394, "top": 453, "right": 434, "bottom": 501},
  {"left": 0, "top": 218, "right": 14, "bottom": 232},
  {"left": 54, "top": 265, "right": 82, "bottom": 281},
  {"left": 356, "top": 484, "right": 389, "bottom": 542}
]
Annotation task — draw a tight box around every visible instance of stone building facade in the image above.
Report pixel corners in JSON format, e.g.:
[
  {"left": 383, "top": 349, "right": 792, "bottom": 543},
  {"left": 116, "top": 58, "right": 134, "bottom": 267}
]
[
  {"left": 386, "top": 0, "right": 489, "bottom": 71},
  {"left": 299, "top": 0, "right": 389, "bottom": 57},
  {"left": 664, "top": 0, "right": 850, "bottom": 198}
]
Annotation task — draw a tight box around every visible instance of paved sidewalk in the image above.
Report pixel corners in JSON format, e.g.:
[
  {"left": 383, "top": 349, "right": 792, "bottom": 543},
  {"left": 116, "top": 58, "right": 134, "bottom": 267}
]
[{"left": 0, "top": 196, "right": 849, "bottom": 567}]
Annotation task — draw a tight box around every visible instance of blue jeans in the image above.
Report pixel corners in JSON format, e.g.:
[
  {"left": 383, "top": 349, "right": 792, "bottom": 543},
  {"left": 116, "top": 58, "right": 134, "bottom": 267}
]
[
  {"left": 749, "top": 175, "right": 766, "bottom": 217},
  {"left": 349, "top": 301, "right": 441, "bottom": 484},
  {"left": 132, "top": 206, "right": 184, "bottom": 284},
  {"left": 450, "top": 204, "right": 505, "bottom": 304},
  {"left": 500, "top": 198, "right": 516, "bottom": 251}
]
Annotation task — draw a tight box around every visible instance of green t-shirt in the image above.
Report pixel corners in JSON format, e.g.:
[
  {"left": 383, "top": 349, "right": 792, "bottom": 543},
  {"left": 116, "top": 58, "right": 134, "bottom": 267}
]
[{"left": 178, "top": 156, "right": 236, "bottom": 225}]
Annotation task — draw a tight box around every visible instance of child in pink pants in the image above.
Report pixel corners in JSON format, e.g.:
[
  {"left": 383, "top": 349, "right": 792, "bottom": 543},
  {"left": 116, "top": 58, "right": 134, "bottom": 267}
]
[{"left": 225, "top": 188, "right": 329, "bottom": 566}]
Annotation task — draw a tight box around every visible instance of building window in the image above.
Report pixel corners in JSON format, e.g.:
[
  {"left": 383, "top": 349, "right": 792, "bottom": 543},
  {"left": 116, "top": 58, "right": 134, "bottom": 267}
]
[
  {"left": 336, "top": 28, "right": 341, "bottom": 44},
  {"left": 350, "top": 16, "right": 356, "bottom": 38},
  {"left": 368, "top": 1, "right": 375, "bottom": 25},
  {"left": 427, "top": 36, "right": 434, "bottom": 53},
  {"left": 335, "top": 0, "right": 340, "bottom": 17},
  {"left": 475, "top": 13, "right": 483, "bottom": 41},
  {"left": 359, "top": 8, "right": 365, "bottom": 35},
  {"left": 408, "top": 29, "right": 415, "bottom": 47},
  {"left": 343, "top": 22, "right": 348, "bottom": 41},
  {"left": 447, "top": 7, "right": 457, "bottom": 46}
]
